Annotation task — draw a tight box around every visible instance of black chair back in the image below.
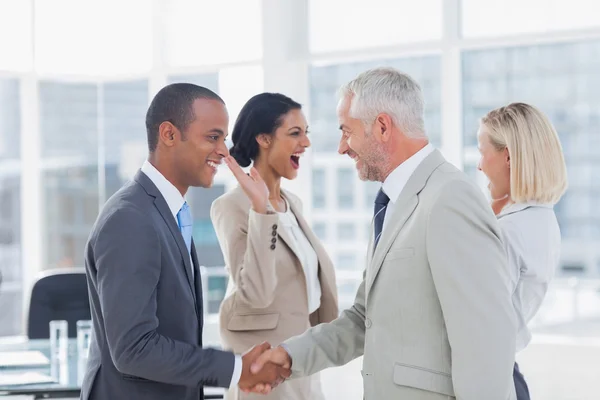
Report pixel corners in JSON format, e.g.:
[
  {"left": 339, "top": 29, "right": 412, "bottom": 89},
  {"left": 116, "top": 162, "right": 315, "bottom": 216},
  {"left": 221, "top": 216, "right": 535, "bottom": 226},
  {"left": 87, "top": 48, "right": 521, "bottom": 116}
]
[{"left": 27, "top": 268, "right": 91, "bottom": 339}]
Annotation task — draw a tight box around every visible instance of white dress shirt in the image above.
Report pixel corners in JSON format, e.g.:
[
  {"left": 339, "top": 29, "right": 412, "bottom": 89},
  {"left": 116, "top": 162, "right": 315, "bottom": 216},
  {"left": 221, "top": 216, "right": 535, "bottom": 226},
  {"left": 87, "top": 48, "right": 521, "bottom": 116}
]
[
  {"left": 380, "top": 143, "right": 434, "bottom": 232},
  {"left": 497, "top": 202, "right": 561, "bottom": 352},
  {"left": 277, "top": 198, "right": 321, "bottom": 313},
  {"left": 140, "top": 160, "right": 242, "bottom": 388}
]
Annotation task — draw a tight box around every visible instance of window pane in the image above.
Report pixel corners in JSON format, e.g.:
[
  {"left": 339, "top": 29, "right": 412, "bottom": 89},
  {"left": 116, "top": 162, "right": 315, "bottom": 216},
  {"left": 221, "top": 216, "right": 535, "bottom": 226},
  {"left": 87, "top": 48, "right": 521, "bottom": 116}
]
[
  {"left": 309, "top": 0, "right": 442, "bottom": 53},
  {"left": 39, "top": 81, "right": 99, "bottom": 269},
  {"left": 310, "top": 56, "right": 442, "bottom": 153},
  {"left": 43, "top": 166, "right": 98, "bottom": 269},
  {"left": 102, "top": 80, "right": 149, "bottom": 198},
  {"left": 165, "top": 0, "right": 262, "bottom": 67},
  {"left": 0, "top": 0, "right": 32, "bottom": 71},
  {"left": 462, "top": 0, "right": 600, "bottom": 38},
  {"left": 312, "top": 222, "right": 327, "bottom": 240},
  {"left": 337, "top": 253, "right": 357, "bottom": 271},
  {"left": 35, "top": 0, "right": 152, "bottom": 75},
  {"left": 337, "top": 168, "right": 354, "bottom": 209},
  {"left": 312, "top": 169, "right": 326, "bottom": 209},
  {"left": 462, "top": 41, "right": 600, "bottom": 246},
  {"left": 39, "top": 82, "right": 98, "bottom": 159},
  {"left": 337, "top": 223, "right": 356, "bottom": 241}
]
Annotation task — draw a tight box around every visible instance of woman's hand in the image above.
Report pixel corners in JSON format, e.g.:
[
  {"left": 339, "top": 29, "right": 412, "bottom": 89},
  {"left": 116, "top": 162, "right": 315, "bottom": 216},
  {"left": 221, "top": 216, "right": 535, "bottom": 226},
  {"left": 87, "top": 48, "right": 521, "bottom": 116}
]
[{"left": 224, "top": 156, "right": 270, "bottom": 214}]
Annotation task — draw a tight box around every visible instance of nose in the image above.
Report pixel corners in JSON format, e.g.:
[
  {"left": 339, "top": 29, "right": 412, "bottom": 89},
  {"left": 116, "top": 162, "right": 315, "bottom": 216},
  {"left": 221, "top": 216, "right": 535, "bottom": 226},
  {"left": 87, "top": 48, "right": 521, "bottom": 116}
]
[
  {"left": 338, "top": 136, "right": 349, "bottom": 155},
  {"left": 302, "top": 133, "right": 311, "bottom": 148},
  {"left": 217, "top": 139, "right": 229, "bottom": 158},
  {"left": 477, "top": 160, "right": 482, "bottom": 171}
]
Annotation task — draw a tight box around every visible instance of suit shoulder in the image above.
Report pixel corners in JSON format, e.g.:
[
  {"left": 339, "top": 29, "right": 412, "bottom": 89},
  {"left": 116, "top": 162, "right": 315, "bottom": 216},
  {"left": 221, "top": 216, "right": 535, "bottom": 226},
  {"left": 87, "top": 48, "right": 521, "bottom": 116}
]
[{"left": 211, "top": 186, "right": 250, "bottom": 217}]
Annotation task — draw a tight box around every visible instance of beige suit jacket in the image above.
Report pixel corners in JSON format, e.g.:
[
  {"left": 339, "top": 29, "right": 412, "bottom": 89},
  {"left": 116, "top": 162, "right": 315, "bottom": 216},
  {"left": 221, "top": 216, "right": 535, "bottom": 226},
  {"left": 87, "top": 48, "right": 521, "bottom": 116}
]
[
  {"left": 210, "top": 186, "right": 338, "bottom": 400},
  {"left": 283, "top": 150, "right": 518, "bottom": 400}
]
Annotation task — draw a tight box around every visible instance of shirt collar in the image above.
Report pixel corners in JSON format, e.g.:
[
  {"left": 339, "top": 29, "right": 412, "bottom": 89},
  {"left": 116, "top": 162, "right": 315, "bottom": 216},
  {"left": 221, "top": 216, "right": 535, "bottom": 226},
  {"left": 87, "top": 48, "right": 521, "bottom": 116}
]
[
  {"left": 497, "top": 201, "right": 553, "bottom": 218},
  {"left": 382, "top": 143, "right": 434, "bottom": 203},
  {"left": 141, "top": 160, "right": 186, "bottom": 220}
]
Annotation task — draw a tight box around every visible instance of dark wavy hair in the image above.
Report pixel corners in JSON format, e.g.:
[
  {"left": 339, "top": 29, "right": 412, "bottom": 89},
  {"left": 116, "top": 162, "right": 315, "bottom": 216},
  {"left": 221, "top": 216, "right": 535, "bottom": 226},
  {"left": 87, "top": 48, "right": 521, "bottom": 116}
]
[{"left": 229, "top": 93, "right": 302, "bottom": 167}]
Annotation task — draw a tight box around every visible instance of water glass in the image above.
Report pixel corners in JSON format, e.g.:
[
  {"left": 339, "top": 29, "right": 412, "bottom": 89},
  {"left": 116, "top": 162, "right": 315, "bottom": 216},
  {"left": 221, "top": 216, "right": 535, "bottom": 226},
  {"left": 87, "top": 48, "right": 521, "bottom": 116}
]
[
  {"left": 76, "top": 320, "right": 92, "bottom": 358},
  {"left": 49, "top": 320, "right": 68, "bottom": 362}
]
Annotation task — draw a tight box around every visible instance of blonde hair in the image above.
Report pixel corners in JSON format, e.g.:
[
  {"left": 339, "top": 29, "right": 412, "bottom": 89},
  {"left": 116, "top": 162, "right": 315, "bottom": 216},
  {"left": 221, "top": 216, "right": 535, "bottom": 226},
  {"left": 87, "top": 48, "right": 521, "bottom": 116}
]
[{"left": 481, "top": 103, "right": 567, "bottom": 205}]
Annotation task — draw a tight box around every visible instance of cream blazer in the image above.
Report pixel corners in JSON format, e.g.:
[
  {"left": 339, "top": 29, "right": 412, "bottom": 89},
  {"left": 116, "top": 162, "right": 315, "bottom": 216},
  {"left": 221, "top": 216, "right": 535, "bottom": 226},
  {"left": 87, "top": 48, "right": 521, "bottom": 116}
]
[{"left": 210, "top": 186, "right": 338, "bottom": 400}]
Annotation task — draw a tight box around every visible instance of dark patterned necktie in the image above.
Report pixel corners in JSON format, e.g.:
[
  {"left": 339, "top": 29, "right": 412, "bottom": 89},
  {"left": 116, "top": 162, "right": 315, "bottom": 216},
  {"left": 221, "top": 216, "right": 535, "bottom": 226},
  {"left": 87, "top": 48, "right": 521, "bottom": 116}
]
[{"left": 373, "top": 188, "right": 390, "bottom": 250}]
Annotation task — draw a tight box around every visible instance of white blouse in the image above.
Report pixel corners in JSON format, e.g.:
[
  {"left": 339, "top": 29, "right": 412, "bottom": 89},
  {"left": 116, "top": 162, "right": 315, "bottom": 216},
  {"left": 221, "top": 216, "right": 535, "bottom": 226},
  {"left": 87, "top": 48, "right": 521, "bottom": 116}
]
[
  {"left": 277, "top": 199, "right": 322, "bottom": 314},
  {"left": 497, "top": 202, "right": 561, "bottom": 353}
]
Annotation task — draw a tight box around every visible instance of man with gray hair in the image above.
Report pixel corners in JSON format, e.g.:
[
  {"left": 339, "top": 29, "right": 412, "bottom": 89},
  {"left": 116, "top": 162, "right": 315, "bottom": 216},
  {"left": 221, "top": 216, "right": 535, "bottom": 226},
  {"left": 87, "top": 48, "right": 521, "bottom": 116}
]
[{"left": 245, "top": 67, "right": 518, "bottom": 399}]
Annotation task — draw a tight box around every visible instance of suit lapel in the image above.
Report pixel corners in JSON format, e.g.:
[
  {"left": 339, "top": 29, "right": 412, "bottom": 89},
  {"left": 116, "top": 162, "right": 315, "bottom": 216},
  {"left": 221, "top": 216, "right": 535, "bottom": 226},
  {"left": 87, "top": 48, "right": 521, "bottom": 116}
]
[
  {"left": 134, "top": 170, "right": 196, "bottom": 300},
  {"left": 366, "top": 150, "right": 446, "bottom": 293},
  {"left": 284, "top": 190, "right": 337, "bottom": 303},
  {"left": 191, "top": 242, "right": 203, "bottom": 338}
]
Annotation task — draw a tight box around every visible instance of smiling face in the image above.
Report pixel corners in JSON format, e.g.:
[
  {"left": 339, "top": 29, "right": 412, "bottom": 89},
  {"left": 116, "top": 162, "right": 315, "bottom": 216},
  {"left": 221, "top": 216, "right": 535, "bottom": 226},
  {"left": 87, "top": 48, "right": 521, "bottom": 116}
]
[
  {"left": 170, "top": 98, "right": 230, "bottom": 189},
  {"left": 477, "top": 123, "right": 511, "bottom": 200},
  {"left": 261, "top": 108, "right": 310, "bottom": 180},
  {"left": 336, "top": 95, "right": 388, "bottom": 182}
]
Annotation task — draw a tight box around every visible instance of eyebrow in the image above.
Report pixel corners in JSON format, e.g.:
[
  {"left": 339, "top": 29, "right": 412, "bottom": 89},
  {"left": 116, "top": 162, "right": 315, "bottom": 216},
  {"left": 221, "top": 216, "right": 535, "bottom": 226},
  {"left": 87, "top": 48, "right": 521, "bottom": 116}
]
[
  {"left": 288, "top": 126, "right": 308, "bottom": 132},
  {"left": 207, "top": 129, "right": 225, "bottom": 136}
]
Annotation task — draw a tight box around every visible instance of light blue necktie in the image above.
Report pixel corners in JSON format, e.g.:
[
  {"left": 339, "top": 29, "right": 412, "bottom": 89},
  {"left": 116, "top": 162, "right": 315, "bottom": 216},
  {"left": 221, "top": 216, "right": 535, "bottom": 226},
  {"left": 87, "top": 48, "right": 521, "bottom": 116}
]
[{"left": 177, "top": 202, "right": 193, "bottom": 258}]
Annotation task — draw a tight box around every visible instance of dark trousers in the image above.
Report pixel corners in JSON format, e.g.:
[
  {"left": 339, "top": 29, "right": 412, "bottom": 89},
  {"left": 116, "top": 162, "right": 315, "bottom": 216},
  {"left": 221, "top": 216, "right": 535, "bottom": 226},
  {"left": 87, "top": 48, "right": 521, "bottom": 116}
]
[{"left": 513, "top": 362, "right": 531, "bottom": 400}]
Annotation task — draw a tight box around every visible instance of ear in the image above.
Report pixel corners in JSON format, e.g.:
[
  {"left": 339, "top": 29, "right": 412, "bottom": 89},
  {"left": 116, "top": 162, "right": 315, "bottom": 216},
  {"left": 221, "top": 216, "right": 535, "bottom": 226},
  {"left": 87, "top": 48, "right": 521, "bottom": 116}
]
[
  {"left": 256, "top": 133, "right": 272, "bottom": 149},
  {"left": 375, "top": 113, "right": 393, "bottom": 142},
  {"left": 158, "top": 121, "right": 178, "bottom": 148},
  {"left": 503, "top": 147, "right": 510, "bottom": 168}
]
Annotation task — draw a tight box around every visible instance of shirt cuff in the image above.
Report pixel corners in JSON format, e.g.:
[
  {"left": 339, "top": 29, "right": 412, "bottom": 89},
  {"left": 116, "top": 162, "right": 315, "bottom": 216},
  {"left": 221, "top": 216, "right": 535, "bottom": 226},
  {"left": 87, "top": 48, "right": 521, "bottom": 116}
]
[{"left": 229, "top": 355, "right": 243, "bottom": 389}]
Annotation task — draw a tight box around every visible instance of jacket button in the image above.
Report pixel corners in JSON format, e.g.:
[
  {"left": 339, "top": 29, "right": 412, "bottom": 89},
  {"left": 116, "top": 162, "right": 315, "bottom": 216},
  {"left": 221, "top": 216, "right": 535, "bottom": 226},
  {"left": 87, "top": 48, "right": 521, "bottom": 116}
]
[
  {"left": 365, "top": 318, "right": 372, "bottom": 328},
  {"left": 272, "top": 224, "right": 278, "bottom": 230},
  {"left": 271, "top": 231, "right": 277, "bottom": 237},
  {"left": 271, "top": 238, "right": 276, "bottom": 244},
  {"left": 270, "top": 244, "right": 276, "bottom": 250}
]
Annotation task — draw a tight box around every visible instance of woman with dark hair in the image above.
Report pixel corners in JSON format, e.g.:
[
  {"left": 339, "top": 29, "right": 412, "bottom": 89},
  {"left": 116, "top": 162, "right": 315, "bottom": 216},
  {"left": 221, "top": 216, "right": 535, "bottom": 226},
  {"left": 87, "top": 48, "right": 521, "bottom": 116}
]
[{"left": 210, "top": 93, "right": 338, "bottom": 400}]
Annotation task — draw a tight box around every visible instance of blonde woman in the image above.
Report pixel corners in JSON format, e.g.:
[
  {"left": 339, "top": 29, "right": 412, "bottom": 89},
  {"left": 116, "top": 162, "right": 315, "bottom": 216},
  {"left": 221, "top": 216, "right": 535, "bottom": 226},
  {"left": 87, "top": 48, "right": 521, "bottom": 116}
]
[{"left": 477, "top": 102, "right": 568, "bottom": 400}]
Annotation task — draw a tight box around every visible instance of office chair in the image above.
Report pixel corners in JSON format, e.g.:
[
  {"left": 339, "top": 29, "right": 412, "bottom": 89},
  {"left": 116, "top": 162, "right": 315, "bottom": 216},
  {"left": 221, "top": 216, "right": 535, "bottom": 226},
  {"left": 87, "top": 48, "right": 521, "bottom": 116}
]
[{"left": 27, "top": 268, "right": 91, "bottom": 339}]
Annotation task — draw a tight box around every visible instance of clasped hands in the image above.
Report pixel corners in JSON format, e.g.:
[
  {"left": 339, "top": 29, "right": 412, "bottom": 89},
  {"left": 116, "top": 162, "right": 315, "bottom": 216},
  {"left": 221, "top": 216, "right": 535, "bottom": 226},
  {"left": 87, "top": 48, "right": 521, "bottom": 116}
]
[{"left": 238, "top": 342, "right": 292, "bottom": 395}]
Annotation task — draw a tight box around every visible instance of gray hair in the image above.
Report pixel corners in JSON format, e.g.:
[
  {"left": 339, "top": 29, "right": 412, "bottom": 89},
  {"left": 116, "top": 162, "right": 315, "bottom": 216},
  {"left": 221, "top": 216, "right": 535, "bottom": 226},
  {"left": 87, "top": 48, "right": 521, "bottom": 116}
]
[{"left": 338, "top": 67, "right": 426, "bottom": 138}]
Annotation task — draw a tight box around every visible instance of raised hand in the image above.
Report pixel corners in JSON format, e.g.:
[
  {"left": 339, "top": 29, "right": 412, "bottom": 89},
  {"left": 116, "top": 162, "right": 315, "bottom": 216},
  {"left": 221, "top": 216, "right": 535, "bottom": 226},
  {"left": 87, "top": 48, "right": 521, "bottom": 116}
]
[
  {"left": 224, "top": 156, "right": 269, "bottom": 214},
  {"left": 238, "top": 342, "right": 290, "bottom": 395}
]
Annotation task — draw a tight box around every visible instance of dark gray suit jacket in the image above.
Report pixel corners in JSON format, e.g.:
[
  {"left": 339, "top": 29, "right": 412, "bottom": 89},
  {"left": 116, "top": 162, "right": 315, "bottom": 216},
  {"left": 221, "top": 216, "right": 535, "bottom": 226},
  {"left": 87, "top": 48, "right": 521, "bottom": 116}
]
[{"left": 81, "top": 170, "right": 235, "bottom": 400}]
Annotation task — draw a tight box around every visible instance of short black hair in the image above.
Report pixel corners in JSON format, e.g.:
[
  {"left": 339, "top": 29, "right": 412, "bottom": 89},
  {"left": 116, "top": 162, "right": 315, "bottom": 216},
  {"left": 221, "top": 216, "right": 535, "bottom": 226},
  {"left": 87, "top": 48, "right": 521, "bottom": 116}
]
[
  {"left": 145, "top": 83, "right": 224, "bottom": 152},
  {"left": 230, "top": 93, "right": 302, "bottom": 167}
]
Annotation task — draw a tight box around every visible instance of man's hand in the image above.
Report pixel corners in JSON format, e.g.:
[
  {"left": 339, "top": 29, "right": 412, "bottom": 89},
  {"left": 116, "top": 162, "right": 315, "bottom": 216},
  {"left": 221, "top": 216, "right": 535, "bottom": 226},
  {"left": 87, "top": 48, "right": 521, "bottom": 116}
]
[
  {"left": 240, "top": 345, "right": 292, "bottom": 394},
  {"left": 238, "top": 342, "right": 290, "bottom": 395},
  {"left": 224, "top": 156, "right": 269, "bottom": 214},
  {"left": 251, "top": 346, "right": 292, "bottom": 372}
]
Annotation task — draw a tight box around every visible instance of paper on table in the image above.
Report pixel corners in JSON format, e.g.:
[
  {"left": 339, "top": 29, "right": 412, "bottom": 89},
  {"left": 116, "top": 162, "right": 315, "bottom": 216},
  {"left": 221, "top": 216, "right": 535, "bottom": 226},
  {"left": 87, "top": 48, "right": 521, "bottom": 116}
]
[
  {"left": 0, "top": 351, "right": 50, "bottom": 367},
  {"left": 0, "top": 371, "right": 55, "bottom": 386}
]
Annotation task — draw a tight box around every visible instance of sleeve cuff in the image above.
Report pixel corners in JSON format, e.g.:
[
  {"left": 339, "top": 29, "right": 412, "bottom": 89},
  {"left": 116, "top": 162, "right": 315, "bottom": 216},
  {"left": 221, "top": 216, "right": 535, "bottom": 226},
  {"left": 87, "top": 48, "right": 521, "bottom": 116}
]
[{"left": 229, "top": 355, "right": 243, "bottom": 389}]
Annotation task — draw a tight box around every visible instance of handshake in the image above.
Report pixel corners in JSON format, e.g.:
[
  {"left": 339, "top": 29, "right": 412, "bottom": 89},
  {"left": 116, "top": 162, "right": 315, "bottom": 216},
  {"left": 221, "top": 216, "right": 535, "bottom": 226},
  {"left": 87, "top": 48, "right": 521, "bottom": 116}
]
[{"left": 238, "top": 342, "right": 292, "bottom": 395}]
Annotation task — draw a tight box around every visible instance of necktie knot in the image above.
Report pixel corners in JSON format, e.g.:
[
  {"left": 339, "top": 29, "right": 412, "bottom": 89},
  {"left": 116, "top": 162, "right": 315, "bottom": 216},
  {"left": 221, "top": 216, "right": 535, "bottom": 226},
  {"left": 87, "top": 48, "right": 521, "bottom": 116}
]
[
  {"left": 375, "top": 189, "right": 390, "bottom": 207},
  {"left": 177, "top": 202, "right": 193, "bottom": 228}
]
